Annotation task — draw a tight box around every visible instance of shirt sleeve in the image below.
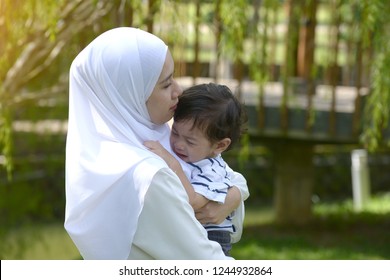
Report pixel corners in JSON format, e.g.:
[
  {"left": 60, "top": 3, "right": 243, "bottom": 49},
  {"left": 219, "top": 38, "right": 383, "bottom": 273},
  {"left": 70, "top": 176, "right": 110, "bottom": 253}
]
[
  {"left": 128, "top": 168, "right": 233, "bottom": 260},
  {"left": 191, "top": 164, "right": 230, "bottom": 204},
  {"left": 226, "top": 163, "right": 250, "bottom": 201},
  {"left": 224, "top": 163, "right": 249, "bottom": 244}
]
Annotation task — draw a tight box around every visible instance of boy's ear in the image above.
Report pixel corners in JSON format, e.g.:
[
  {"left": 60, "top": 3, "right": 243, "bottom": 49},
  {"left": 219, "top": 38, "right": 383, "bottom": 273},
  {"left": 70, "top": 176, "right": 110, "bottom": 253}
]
[{"left": 213, "top": 138, "right": 231, "bottom": 155}]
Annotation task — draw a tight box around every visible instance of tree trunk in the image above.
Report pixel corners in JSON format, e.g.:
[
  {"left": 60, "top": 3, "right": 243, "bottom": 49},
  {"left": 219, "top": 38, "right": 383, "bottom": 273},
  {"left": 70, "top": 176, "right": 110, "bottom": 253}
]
[{"left": 270, "top": 141, "right": 314, "bottom": 225}]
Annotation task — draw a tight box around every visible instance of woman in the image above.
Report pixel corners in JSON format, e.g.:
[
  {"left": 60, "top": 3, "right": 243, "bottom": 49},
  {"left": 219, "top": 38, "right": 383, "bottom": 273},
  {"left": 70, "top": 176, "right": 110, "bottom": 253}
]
[{"left": 64, "top": 27, "right": 249, "bottom": 259}]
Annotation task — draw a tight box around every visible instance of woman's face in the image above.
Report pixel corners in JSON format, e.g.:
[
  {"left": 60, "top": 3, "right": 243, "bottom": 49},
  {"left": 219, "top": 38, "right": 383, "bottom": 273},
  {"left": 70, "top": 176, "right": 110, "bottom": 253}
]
[{"left": 146, "top": 50, "right": 182, "bottom": 125}]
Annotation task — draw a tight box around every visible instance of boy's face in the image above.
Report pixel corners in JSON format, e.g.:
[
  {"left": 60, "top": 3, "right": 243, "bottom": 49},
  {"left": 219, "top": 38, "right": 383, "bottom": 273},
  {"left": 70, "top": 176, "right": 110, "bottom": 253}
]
[{"left": 170, "top": 120, "right": 219, "bottom": 163}]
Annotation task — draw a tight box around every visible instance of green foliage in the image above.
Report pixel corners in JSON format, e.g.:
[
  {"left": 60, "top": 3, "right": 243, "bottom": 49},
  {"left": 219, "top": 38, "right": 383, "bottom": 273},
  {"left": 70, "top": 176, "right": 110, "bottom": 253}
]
[
  {"left": 232, "top": 193, "right": 390, "bottom": 260},
  {"left": 0, "top": 106, "right": 13, "bottom": 178},
  {"left": 359, "top": 0, "right": 390, "bottom": 150},
  {"left": 361, "top": 49, "right": 390, "bottom": 150},
  {"left": 2, "top": 194, "right": 389, "bottom": 259},
  {"left": 156, "top": 0, "right": 188, "bottom": 60},
  {"left": 0, "top": 131, "right": 66, "bottom": 257},
  {"left": 248, "top": 0, "right": 279, "bottom": 85},
  {"left": 2, "top": 223, "right": 80, "bottom": 259},
  {"left": 0, "top": 131, "right": 66, "bottom": 218},
  {"left": 1, "top": 0, "right": 390, "bottom": 259},
  {"left": 0, "top": 0, "right": 63, "bottom": 75},
  {"left": 219, "top": 0, "right": 247, "bottom": 61},
  {"left": 0, "top": 0, "right": 117, "bottom": 176},
  {"left": 0, "top": 0, "right": 64, "bottom": 175},
  {"left": 0, "top": 0, "right": 115, "bottom": 258}
]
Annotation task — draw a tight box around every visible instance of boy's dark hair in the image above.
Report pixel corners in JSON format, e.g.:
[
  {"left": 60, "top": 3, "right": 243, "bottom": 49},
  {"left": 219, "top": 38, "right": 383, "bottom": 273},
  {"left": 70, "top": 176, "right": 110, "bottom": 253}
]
[{"left": 174, "top": 83, "right": 247, "bottom": 151}]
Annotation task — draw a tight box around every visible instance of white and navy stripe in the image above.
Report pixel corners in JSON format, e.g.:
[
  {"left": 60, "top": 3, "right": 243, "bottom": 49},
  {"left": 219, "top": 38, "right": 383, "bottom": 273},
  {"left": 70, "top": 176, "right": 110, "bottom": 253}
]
[{"left": 187, "top": 155, "right": 234, "bottom": 232}]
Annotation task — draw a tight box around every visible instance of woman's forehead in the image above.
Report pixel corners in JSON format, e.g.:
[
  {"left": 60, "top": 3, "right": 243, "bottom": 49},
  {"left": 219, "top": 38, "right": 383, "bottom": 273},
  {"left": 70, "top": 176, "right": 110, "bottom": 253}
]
[{"left": 158, "top": 51, "right": 174, "bottom": 81}]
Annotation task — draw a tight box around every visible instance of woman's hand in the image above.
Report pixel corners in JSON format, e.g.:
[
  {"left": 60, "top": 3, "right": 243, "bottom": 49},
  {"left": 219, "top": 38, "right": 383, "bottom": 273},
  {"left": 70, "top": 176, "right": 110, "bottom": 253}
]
[
  {"left": 195, "top": 186, "right": 241, "bottom": 224},
  {"left": 144, "top": 140, "right": 209, "bottom": 210},
  {"left": 144, "top": 140, "right": 181, "bottom": 172}
]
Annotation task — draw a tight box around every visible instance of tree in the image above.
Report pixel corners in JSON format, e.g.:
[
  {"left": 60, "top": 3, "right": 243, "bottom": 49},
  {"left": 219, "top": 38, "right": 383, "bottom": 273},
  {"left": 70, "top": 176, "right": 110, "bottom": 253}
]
[
  {"left": 359, "top": 0, "right": 390, "bottom": 150},
  {"left": 1, "top": 0, "right": 389, "bottom": 229},
  {"left": 0, "top": 0, "right": 114, "bottom": 178}
]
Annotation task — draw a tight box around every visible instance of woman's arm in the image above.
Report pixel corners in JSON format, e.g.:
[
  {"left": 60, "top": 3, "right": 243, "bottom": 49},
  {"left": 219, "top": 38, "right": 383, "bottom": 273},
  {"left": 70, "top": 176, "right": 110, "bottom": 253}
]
[{"left": 129, "top": 168, "right": 232, "bottom": 260}]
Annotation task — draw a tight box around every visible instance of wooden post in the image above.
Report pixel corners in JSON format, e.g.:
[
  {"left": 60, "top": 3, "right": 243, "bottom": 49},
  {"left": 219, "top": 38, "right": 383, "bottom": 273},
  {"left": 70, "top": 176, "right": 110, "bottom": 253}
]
[
  {"left": 297, "top": 0, "right": 317, "bottom": 80},
  {"left": 270, "top": 140, "right": 314, "bottom": 225},
  {"left": 192, "top": 0, "right": 201, "bottom": 83},
  {"left": 146, "top": 0, "right": 157, "bottom": 33},
  {"left": 328, "top": 2, "right": 341, "bottom": 136},
  {"left": 296, "top": 0, "right": 318, "bottom": 132},
  {"left": 281, "top": 0, "right": 301, "bottom": 132},
  {"left": 212, "top": 0, "right": 222, "bottom": 81}
]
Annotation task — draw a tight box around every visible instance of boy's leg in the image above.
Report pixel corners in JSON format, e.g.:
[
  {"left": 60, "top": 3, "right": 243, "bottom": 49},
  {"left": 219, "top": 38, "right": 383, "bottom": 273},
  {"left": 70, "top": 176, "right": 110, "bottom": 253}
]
[{"left": 207, "top": 231, "right": 232, "bottom": 256}]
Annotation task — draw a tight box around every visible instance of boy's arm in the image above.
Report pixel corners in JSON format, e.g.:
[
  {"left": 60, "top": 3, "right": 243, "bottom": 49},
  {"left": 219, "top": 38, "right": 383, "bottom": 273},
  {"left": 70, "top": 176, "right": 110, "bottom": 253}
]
[
  {"left": 144, "top": 140, "right": 209, "bottom": 210},
  {"left": 195, "top": 184, "right": 241, "bottom": 225},
  {"left": 227, "top": 165, "right": 249, "bottom": 201},
  {"left": 195, "top": 162, "right": 248, "bottom": 225}
]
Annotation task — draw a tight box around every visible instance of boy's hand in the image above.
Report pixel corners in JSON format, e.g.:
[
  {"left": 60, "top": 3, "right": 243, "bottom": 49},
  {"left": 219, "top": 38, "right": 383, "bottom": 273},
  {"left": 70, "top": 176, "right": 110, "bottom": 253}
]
[{"left": 195, "top": 186, "right": 241, "bottom": 224}]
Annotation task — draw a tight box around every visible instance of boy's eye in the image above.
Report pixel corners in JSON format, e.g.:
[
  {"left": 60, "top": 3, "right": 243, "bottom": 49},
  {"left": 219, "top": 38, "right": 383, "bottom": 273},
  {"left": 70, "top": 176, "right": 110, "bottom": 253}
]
[
  {"left": 187, "top": 140, "right": 195, "bottom": 146},
  {"left": 163, "top": 83, "right": 171, "bottom": 89}
]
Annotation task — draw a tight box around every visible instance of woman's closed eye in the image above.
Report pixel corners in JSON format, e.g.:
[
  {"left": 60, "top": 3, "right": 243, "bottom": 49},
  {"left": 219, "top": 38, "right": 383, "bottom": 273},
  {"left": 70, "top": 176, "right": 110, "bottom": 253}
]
[
  {"left": 163, "top": 82, "right": 172, "bottom": 89},
  {"left": 163, "top": 75, "right": 175, "bottom": 89}
]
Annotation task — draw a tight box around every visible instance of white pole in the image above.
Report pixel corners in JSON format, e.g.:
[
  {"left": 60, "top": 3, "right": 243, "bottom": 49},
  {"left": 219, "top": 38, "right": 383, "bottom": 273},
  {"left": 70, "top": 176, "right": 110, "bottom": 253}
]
[{"left": 351, "top": 149, "right": 371, "bottom": 211}]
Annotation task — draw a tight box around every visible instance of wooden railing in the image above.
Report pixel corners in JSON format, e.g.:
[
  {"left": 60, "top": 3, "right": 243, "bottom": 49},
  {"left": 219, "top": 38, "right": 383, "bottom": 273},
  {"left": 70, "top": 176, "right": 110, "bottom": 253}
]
[
  {"left": 168, "top": 0, "right": 379, "bottom": 146},
  {"left": 166, "top": 1, "right": 384, "bottom": 225}
]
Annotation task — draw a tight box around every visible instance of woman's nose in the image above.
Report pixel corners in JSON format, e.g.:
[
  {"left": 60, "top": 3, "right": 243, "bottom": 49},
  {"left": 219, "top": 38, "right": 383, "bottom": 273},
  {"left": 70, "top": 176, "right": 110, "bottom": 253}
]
[{"left": 172, "top": 80, "right": 183, "bottom": 98}]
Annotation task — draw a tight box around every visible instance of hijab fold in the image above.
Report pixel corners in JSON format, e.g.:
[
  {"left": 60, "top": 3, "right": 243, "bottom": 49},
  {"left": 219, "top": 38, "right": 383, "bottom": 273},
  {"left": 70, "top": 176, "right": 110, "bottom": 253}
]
[{"left": 65, "top": 27, "right": 170, "bottom": 259}]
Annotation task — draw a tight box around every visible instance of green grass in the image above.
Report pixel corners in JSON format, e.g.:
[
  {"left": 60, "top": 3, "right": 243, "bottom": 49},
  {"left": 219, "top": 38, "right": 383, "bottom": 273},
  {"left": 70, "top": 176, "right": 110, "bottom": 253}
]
[
  {"left": 231, "top": 192, "right": 390, "bottom": 260},
  {"left": 2, "top": 224, "right": 81, "bottom": 260},
  {"left": 2, "top": 193, "right": 389, "bottom": 260}
]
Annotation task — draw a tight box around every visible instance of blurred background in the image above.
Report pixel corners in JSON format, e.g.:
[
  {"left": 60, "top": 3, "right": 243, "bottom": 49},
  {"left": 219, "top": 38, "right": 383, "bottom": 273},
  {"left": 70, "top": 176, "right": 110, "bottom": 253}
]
[{"left": 1, "top": 0, "right": 389, "bottom": 259}]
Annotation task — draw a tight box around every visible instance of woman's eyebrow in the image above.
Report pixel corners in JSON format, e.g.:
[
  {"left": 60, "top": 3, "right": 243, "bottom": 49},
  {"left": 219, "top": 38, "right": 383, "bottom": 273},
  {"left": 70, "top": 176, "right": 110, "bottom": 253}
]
[{"left": 159, "top": 72, "right": 173, "bottom": 84}]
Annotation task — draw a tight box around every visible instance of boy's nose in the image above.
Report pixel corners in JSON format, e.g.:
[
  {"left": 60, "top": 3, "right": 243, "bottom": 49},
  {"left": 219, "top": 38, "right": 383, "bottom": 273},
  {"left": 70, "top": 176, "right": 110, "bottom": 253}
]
[{"left": 174, "top": 141, "right": 184, "bottom": 152}]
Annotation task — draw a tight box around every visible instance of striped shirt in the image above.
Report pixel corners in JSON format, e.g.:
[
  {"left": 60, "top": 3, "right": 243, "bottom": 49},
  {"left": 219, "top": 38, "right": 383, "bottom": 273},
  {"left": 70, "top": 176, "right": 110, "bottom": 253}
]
[{"left": 188, "top": 154, "right": 235, "bottom": 233}]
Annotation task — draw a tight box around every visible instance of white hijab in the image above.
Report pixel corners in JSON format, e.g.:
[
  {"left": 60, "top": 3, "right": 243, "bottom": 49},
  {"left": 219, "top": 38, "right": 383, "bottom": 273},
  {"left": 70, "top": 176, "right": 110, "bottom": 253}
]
[{"left": 64, "top": 27, "right": 170, "bottom": 259}]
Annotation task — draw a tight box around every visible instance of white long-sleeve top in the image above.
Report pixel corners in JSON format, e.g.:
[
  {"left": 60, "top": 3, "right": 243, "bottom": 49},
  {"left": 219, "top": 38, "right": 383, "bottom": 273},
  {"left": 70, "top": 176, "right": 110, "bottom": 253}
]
[
  {"left": 129, "top": 165, "right": 249, "bottom": 259},
  {"left": 129, "top": 169, "right": 232, "bottom": 259}
]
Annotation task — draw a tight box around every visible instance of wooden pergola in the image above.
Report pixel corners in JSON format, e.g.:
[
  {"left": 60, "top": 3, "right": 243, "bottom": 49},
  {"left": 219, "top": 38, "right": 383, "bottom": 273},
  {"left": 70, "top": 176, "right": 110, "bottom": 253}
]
[{"left": 170, "top": 0, "right": 385, "bottom": 225}]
